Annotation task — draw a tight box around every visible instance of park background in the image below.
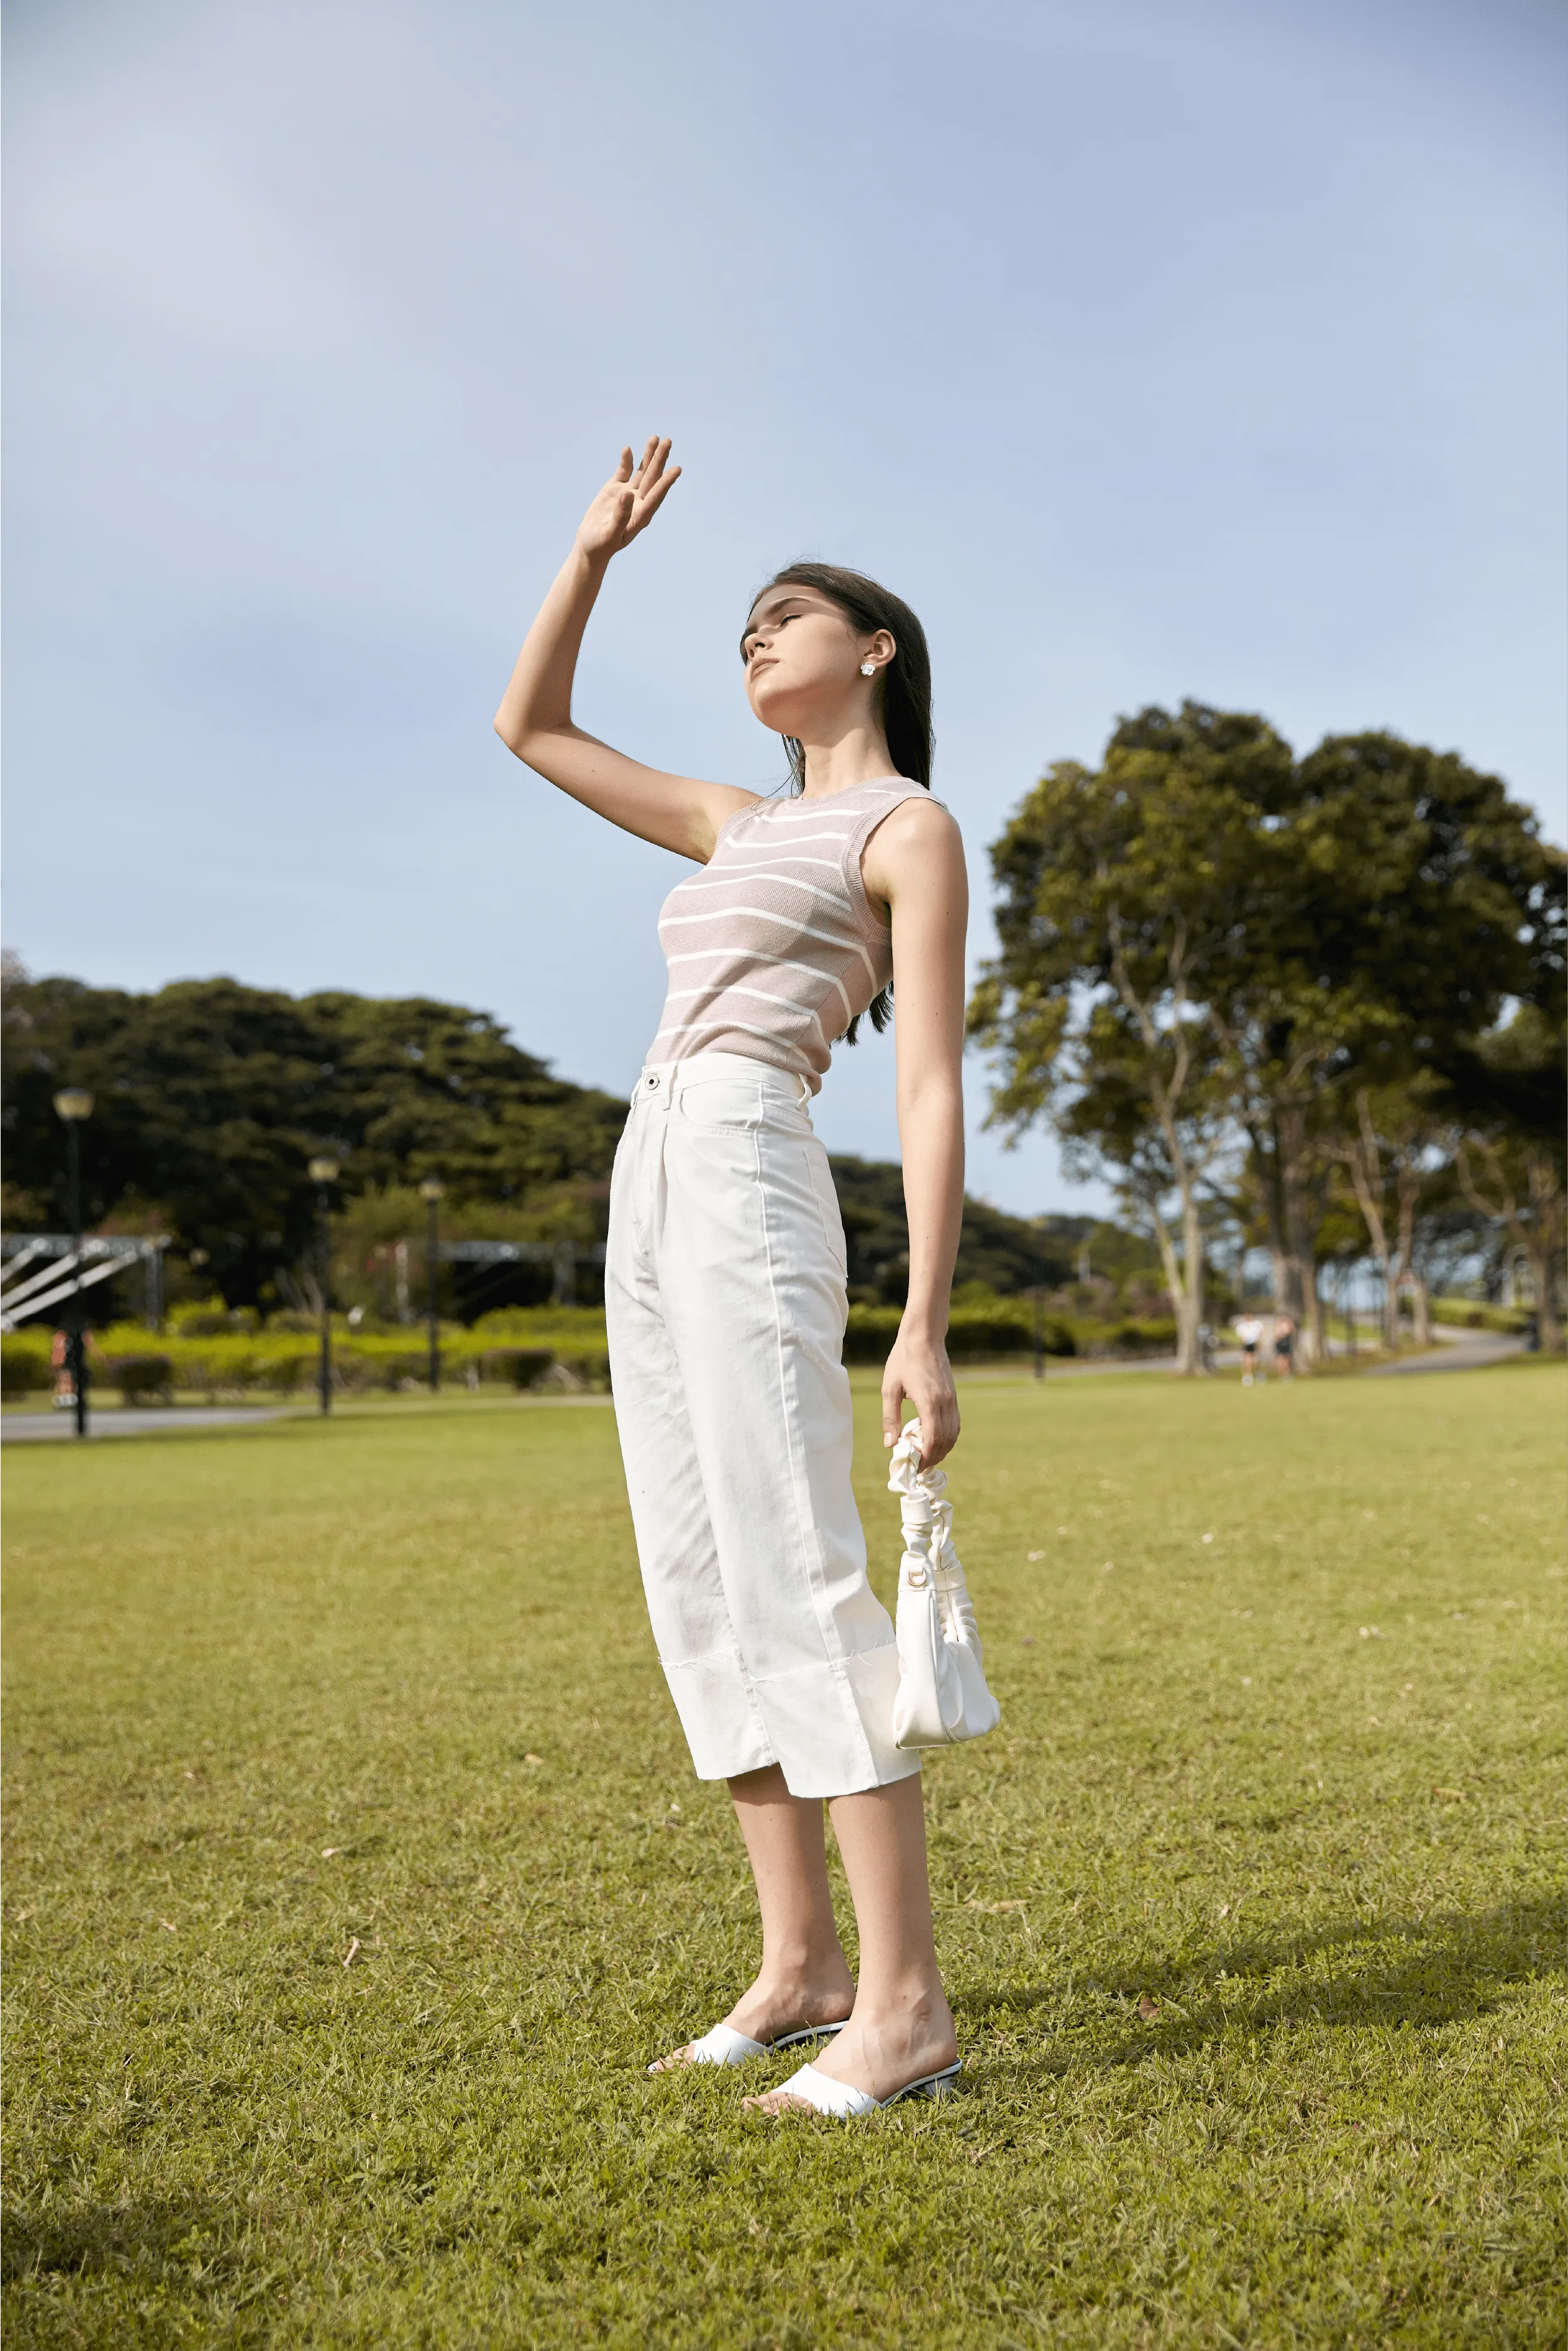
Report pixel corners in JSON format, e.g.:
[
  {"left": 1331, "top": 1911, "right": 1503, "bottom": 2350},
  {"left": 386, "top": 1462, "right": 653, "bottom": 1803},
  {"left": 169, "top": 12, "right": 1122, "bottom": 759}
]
[{"left": 4, "top": 2, "right": 1566, "bottom": 2346}]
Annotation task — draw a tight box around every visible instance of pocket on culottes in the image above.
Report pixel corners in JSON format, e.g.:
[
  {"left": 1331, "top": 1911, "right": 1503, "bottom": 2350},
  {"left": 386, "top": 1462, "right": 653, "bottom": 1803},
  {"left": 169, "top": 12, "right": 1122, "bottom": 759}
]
[
  {"left": 677, "top": 1078, "right": 764, "bottom": 1133},
  {"left": 805, "top": 1145, "right": 849, "bottom": 1279}
]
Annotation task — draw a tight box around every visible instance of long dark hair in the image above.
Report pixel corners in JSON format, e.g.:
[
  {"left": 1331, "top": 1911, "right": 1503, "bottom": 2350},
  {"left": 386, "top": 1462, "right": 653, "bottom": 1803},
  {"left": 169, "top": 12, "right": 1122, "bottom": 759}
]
[{"left": 745, "top": 561, "right": 934, "bottom": 1041}]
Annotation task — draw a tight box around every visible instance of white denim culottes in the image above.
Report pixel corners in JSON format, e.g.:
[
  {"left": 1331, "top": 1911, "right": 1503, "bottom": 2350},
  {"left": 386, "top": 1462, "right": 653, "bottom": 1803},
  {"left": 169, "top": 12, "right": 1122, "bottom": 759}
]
[{"left": 606, "top": 1053, "right": 918, "bottom": 1800}]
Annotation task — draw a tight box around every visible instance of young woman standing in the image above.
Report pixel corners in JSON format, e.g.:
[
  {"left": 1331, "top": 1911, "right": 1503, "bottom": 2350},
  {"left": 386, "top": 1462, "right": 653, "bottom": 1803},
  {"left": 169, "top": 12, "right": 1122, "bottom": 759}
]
[{"left": 494, "top": 438, "right": 969, "bottom": 2118}]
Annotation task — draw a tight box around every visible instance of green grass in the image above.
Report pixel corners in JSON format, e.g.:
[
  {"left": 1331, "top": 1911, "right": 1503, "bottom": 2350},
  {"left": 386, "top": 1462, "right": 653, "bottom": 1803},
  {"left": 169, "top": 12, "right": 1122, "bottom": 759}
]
[{"left": 3, "top": 1369, "right": 1563, "bottom": 2348}]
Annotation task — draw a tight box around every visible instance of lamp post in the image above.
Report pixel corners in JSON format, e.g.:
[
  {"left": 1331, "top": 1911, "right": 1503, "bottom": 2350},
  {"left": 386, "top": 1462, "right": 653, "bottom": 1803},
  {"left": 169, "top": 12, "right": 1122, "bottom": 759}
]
[
  {"left": 419, "top": 1178, "right": 445, "bottom": 1393},
  {"left": 307, "top": 1157, "right": 339, "bottom": 1414},
  {"left": 53, "top": 1088, "right": 94, "bottom": 1439}
]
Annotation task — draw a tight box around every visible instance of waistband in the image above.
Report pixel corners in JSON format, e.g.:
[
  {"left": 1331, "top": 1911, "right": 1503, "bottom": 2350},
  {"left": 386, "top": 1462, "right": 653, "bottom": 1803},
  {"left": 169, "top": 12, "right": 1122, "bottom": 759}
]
[{"left": 633, "top": 1052, "right": 814, "bottom": 1108}]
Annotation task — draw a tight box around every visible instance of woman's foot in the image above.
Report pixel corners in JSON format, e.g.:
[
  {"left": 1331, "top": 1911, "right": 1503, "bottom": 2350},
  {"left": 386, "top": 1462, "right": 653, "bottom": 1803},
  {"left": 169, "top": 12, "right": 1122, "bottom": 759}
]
[
  {"left": 742, "top": 1979, "right": 957, "bottom": 2113},
  {"left": 649, "top": 1965, "right": 856, "bottom": 2072}
]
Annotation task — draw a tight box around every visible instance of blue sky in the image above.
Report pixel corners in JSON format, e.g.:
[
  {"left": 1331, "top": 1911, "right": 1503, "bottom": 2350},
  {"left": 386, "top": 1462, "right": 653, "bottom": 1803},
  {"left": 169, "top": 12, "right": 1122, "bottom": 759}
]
[{"left": 6, "top": 0, "right": 1564, "bottom": 1216}]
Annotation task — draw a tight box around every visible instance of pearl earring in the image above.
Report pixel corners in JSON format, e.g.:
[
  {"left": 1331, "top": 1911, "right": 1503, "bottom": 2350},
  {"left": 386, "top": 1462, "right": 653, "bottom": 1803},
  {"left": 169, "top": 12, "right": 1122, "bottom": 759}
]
[{"left": 860, "top": 661, "right": 875, "bottom": 676}]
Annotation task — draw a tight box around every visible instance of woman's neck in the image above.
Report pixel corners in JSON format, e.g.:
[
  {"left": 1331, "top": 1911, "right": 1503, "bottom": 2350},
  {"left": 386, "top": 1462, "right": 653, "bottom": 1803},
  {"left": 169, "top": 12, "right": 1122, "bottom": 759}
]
[{"left": 796, "top": 720, "right": 898, "bottom": 799}]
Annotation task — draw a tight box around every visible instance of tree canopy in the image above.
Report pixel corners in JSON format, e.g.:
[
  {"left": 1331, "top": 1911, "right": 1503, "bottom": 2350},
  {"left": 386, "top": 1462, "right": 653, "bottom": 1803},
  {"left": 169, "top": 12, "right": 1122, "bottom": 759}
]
[
  {"left": 1, "top": 969, "right": 627, "bottom": 1309},
  {"left": 970, "top": 703, "right": 1567, "bottom": 1360}
]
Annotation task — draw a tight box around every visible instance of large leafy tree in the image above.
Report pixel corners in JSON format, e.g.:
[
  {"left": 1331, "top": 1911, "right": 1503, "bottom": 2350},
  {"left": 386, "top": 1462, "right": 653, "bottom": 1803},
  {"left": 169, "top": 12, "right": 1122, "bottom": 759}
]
[
  {"left": 1, "top": 970, "right": 626, "bottom": 1310},
  {"left": 1450, "top": 1006, "right": 1567, "bottom": 1348},
  {"left": 971, "top": 708, "right": 1565, "bottom": 1365},
  {"left": 968, "top": 703, "right": 1293, "bottom": 1372}
]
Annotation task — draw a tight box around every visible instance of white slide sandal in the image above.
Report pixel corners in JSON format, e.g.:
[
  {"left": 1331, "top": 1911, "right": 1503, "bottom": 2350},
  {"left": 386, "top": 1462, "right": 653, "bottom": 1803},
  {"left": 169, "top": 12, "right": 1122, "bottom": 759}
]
[
  {"left": 764, "top": 2058, "right": 962, "bottom": 2116},
  {"left": 648, "top": 2019, "right": 846, "bottom": 2074}
]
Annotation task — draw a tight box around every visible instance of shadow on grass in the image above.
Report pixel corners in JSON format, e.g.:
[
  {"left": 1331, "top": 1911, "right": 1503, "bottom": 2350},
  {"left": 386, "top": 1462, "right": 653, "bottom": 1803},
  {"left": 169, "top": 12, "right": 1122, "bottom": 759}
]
[
  {"left": 1, "top": 2192, "right": 254, "bottom": 2293},
  {"left": 968, "top": 1890, "right": 1565, "bottom": 2069}
]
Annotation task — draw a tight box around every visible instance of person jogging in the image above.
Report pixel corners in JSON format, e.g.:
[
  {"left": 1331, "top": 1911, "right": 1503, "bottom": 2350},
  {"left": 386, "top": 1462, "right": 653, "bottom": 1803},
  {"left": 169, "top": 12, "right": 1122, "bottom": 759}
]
[
  {"left": 493, "top": 438, "right": 966, "bottom": 2119},
  {"left": 1235, "top": 1311, "right": 1264, "bottom": 1386}
]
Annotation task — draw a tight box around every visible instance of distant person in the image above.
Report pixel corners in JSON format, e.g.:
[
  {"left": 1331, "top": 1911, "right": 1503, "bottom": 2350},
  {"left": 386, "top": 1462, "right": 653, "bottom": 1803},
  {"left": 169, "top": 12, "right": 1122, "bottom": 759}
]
[
  {"left": 494, "top": 440, "right": 964, "bottom": 2120},
  {"left": 1273, "top": 1311, "right": 1297, "bottom": 1378},
  {"left": 1235, "top": 1312, "right": 1264, "bottom": 1386}
]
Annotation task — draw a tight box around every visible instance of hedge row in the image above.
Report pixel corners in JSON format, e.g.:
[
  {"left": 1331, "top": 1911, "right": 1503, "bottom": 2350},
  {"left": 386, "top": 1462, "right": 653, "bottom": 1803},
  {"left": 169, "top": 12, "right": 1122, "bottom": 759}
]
[
  {"left": 1429, "top": 1298, "right": 1533, "bottom": 1335},
  {"left": 844, "top": 1305, "right": 1177, "bottom": 1363},
  {"left": 2, "top": 1302, "right": 1178, "bottom": 1401},
  {"left": 0, "top": 1325, "right": 612, "bottom": 1401}
]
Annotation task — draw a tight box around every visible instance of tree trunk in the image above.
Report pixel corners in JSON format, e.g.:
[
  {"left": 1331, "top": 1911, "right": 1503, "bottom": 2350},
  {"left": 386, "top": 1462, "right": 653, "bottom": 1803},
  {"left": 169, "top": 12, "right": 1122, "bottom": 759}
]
[
  {"left": 1278, "top": 1104, "right": 1318, "bottom": 1369},
  {"left": 1342, "top": 1092, "right": 1398, "bottom": 1350},
  {"left": 1456, "top": 1136, "right": 1565, "bottom": 1354},
  {"left": 1150, "top": 1207, "right": 1201, "bottom": 1374},
  {"left": 1307, "top": 1260, "right": 1327, "bottom": 1364},
  {"left": 1527, "top": 1147, "right": 1565, "bottom": 1350},
  {"left": 1409, "top": 1275, "right": 1431, "bottom": 1346},
  {"left": 1181, "top": 1182, "right": 1206, "bottom": 1375}
]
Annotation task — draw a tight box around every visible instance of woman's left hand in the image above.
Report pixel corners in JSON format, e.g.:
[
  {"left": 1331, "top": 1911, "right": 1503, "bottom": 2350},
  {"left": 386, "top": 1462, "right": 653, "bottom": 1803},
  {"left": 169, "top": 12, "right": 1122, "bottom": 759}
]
[{"left": 881, "top": 1323, "right": 960, "bottom": 1466}]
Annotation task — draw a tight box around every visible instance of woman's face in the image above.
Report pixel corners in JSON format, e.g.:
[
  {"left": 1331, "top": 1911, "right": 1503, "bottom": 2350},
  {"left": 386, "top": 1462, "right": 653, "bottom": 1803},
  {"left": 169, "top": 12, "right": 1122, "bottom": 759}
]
[{"left": 740, "top": 585, "right": 893, "bottom": 739}]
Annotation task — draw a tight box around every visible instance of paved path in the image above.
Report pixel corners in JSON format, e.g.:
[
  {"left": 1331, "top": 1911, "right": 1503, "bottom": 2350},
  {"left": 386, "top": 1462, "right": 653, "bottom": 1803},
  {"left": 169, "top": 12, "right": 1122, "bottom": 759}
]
[
  {"left": 1364, "top": 1333, "right": 1525, "bottom": 1377},
  {"left": 2, "top": 1406, "right": 287, "bottom": 1443}
]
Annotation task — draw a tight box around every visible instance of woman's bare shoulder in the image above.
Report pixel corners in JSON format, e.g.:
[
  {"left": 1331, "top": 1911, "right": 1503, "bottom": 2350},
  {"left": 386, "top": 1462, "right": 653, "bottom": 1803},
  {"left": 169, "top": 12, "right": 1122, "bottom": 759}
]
[{"left": 866, "top": 792, "right": 965, "bottom": 865}]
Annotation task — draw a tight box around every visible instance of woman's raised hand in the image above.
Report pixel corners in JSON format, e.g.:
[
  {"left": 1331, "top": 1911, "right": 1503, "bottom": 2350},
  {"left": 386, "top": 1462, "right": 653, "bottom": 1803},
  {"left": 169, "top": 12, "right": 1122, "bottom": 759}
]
[{"left": 576, "top": 437, "right": 682, "bottom": 562}]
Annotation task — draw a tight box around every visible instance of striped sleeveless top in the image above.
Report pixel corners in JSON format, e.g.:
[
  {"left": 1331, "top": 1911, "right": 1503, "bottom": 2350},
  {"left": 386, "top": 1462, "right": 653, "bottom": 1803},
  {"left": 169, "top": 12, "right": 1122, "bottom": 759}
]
[{"left": 649, "top": 777, "right": 930, "bottom": 1093}]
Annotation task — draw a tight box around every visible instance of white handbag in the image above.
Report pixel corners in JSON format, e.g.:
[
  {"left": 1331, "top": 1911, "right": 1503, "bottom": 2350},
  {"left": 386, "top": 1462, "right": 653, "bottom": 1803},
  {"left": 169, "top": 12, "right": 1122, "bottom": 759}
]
[{"left": 888, "top": 1418, "right": 1001, "bottom": 1750}]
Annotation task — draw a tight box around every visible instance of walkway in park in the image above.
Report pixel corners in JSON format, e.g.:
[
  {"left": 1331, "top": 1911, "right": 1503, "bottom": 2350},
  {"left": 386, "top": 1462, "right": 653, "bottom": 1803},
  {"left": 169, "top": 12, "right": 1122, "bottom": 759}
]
[{"left": 1, "top": 1405, "right": 286, "bottom": 1444}]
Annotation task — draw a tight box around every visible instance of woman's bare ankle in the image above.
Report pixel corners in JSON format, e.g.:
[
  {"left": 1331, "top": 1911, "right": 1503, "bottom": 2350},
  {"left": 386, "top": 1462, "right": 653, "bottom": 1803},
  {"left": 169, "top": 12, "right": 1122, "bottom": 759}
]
[{"left": 728, "top": 1961, "right": 854, "bottom": 2040}]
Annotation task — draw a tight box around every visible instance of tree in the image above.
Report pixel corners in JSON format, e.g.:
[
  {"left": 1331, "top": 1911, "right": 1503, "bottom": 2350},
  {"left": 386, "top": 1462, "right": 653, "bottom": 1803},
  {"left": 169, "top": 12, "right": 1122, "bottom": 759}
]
[
  {"left": 1, "top": 969, "right": 626, "bottom": 1311},
  {"left": 971, "top": 710, "right": 1565, "bottom": 1368},
  {"left": 1451, "top": 1007, "right": 1567, "bottom": 1348},
  {"left": 1331, "top": 1077, "right": 1446, "bottom": 1347},
  {"left": 968, "top": 703, "right": 1293, "bottom": 1373}
]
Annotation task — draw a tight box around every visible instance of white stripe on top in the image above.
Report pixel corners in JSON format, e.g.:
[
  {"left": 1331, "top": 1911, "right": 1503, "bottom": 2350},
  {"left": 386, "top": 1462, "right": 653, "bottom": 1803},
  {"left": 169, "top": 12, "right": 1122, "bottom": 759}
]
[{"left": 650, "top": 777, "right": 927, "bottom": 1095}]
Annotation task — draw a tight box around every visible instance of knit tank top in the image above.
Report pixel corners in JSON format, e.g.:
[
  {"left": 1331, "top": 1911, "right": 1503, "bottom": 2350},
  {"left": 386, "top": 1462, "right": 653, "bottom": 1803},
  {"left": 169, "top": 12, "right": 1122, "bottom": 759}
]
[{"left": 649, "top": 776, "right": 930, "bottom": 1094}]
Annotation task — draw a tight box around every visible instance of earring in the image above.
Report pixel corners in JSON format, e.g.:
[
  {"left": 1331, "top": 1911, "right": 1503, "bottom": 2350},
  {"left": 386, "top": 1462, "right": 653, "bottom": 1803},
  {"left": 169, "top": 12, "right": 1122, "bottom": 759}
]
[{"left": 860, "top": 661, "right": 876, "bottom": 676}]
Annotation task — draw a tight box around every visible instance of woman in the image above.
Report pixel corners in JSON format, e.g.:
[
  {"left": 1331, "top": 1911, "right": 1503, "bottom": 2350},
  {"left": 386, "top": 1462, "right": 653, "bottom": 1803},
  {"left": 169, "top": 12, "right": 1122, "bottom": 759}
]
[{"left": 493, "top": 438, "right": 968, "bottom": 2118}]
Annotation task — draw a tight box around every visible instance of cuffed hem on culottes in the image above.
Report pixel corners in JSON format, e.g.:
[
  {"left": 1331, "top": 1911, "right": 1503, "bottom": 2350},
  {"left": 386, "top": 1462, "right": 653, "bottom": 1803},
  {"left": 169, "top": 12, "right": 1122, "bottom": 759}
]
[{"left": 606, "top": 1053, "right": 918, "bottom": 1800}]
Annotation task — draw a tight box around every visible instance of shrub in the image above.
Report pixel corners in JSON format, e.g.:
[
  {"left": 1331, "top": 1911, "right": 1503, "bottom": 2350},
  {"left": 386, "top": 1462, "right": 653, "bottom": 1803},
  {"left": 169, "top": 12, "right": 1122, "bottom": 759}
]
[
  {"left": 482, "top": 1347, "right": 557, "bottom": 1391},
  {"left": 1, "top": 1337, "right": 53, "bottom": 1398},
  {"left": 1431, "top": 1298, "right": 1531, "bottom": 1335},
  {"left": 843, "top": 1304, "right": 1078, "bottom": 1364},
  {"left": 1104, "top": 1318, "right": 1178, "bottom": 1355},
  {"left": 108, "top": 1354, "right": 175, "bottom": 1407}
]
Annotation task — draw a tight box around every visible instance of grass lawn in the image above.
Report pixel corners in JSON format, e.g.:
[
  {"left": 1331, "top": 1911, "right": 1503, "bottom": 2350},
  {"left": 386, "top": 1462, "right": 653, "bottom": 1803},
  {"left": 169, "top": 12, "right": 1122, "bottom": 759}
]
[{"left": 3, "top": 1367, "right": 1562, "bottom": 2348}]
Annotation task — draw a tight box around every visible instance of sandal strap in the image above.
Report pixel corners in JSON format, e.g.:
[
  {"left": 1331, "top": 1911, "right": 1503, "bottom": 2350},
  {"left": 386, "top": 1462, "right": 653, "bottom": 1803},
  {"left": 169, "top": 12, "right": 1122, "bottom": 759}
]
[{"left": 684, "top": 2022, "right": 769, "bottom": 2066}]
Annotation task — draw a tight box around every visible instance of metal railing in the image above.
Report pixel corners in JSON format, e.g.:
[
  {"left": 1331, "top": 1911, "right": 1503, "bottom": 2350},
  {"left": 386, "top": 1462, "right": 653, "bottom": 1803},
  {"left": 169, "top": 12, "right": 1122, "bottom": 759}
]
[{"left": 1, "top": 1234, "right": 170, "bottom": 1332}]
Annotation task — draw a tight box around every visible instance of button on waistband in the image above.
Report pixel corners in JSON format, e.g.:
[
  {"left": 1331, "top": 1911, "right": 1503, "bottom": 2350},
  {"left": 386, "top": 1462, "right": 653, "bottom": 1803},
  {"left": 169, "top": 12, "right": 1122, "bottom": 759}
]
[{"left": 645, "top": 1073, "right": 661, "bottom": 1090}]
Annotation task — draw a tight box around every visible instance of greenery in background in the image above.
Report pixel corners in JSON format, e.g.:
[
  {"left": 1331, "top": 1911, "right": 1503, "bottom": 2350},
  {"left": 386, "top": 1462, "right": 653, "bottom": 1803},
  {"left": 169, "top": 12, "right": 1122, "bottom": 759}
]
[
  {"left": 0, "top": 968, "right": 624, "bottom": 1312},
  {"left": 4, "top": 1369, "right": 1561, "bottom": 2347},
  {"left": 0, "top": 1310, "right": 616, "bottom": 1402},
  {"left": 1, "top": 960, "right": 1177, "bottom": 1341},
  {"left": 969, "top": 705, "right": 1568, "bottom": 1364}
]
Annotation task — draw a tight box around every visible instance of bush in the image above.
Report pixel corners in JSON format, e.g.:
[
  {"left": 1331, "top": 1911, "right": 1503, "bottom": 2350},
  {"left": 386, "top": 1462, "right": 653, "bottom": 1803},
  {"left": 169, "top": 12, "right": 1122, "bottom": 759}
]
[
  {"left": 0, "top": 1345, "right": 50, "bottom": 1392},
  {"left": 1431, "top": 1298, "right": 1531, "bottom": 1335},
  {"left": 482, "top": 1347, "right": 557, "bottom": 1391},
  {"left": 107, "top": 1354, "right": 176, "bottom": 1406},
  {"left": 1104, "top": 1318, "right": 1179, "bottom": 1356},
  {"left": 843, "top": 1304, "right": 1078, "bottom": 1364}
]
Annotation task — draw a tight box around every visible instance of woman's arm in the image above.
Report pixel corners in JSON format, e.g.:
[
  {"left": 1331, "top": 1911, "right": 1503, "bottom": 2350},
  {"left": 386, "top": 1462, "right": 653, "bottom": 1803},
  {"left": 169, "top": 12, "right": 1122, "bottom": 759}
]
[
  {"left": 493, "top": 438, "right": 757, "bottom": 861},
  {"left": 864, "top": 801, "right": 969, "bottom": 1466}
]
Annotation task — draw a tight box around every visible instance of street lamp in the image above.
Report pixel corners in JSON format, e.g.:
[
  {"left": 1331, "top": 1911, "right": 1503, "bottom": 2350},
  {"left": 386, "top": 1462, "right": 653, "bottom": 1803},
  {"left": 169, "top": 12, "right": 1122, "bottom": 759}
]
[
  {"left": 53, "top": 1088, "right": 94, "bottom": 1439},
  {"left": 419, "top": 1178, "right": 445, "bottom": 1393},
  {"left": 307, "top": 1156, "right": 339, "bottom": 1415}
]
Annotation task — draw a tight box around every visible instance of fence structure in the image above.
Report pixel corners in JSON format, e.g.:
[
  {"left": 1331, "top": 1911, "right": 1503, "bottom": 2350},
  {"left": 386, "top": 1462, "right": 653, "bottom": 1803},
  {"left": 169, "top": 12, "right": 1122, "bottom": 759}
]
[
  {"left": 0, "top": 1234, "right": 171, "bottom": 1332},
  {"left": 439, "top": 1238, "right": 606, "bottom": 1306}
]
